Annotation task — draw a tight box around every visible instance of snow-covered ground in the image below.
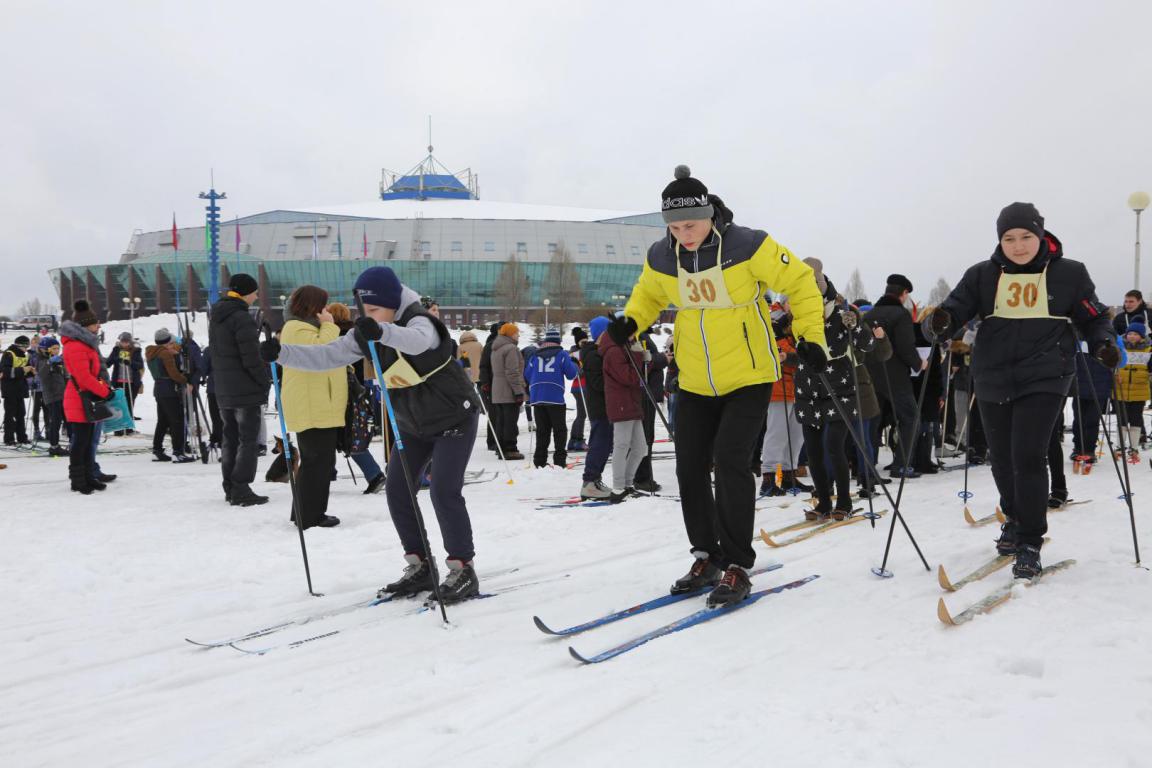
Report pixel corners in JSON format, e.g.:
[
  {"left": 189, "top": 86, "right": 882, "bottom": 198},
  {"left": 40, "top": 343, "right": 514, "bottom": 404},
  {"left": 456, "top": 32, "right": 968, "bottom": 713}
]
[{"left": 3, "top": 315, "right": 1152, "bottom": 768}]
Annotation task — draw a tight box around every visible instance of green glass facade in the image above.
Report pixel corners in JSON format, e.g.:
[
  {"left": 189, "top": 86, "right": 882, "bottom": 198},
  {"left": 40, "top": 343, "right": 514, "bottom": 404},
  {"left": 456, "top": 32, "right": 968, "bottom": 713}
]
[{"left": 49, "top": 251, "right": 645, "bottom": 324}]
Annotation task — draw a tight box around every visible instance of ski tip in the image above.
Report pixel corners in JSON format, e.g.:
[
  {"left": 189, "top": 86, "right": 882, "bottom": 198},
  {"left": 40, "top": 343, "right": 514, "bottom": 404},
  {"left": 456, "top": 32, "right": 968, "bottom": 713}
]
[
  {"left": 532, "top": 615, "right": 560, "bottom": 636},
  {"left": 937, "top": 597, "right": 957, "bottom": 626},
  {"left": 760, "top": 531, "right": 782, "bottom": 548},
  {"left": 995, "top": 507, "right": 1006, "bottom": 523},
  {"left": 871, "top": 566, "right": 894, "bottom": 579},
  {"left": 184, "top": 637, "right": 217, "bottom": 648},
  {"left": 568, "top": 646, "right": 594, "bottom": 665},
  {"left": 963, "top": 507, "right": 978, "bottom": 525},
  {"left": 227, "top": 642, "right": 266, "bottom": 656},
  {"left": 937, "top": 565, "right": 956, "bottom": 592}
]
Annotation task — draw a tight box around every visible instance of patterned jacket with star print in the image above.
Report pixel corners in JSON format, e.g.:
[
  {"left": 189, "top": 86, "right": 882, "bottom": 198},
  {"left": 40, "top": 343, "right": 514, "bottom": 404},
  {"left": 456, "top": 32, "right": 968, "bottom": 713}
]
[{"left": 793, "top": 284, "right": 876, "bottom": 429}]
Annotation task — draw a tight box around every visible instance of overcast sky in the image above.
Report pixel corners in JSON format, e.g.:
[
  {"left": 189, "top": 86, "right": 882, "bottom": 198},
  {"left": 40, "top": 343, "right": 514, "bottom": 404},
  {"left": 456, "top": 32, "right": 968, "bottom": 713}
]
[{"left": 3, "top": 0, "right": 1151, "bottom": 315}]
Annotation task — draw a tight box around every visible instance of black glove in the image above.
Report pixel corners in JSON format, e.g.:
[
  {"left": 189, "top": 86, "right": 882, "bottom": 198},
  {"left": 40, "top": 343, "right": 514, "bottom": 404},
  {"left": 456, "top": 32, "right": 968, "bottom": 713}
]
[
  {"left": 1096, "top": 342, "right": 1121, "bottom": 369},
  {"left": 795, "top": 340, "right": 827, "bottom": 368},
  {"left": 607, "top": 314, "right": 638, "bottom": 344},
  {"left": 514, "top": 394, "right": 525, "bottom": 405},
  {"left": 923, "top": 309, "right": 952, "bottom": 341},
  {"left": 355, "top": 316, "right": 384, "bottom": 342},
  {"left": 260, "top": 336, "right": 280, "bottom": 363}
]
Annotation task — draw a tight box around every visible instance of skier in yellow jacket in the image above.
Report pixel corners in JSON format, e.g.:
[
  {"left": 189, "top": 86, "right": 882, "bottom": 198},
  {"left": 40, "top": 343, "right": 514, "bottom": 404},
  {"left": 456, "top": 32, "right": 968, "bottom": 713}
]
[{"left": 607, "top": 165, "right": 828, "bottom": 606}]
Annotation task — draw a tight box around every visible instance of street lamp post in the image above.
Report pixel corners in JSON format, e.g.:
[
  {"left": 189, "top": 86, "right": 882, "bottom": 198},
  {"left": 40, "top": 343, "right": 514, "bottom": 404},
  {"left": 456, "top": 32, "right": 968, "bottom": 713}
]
[
  {"left": 543, "top": 298, "right": 550, "bottom": 329},
  {"left": 1129, "top": 191, "right": 1150, "bottom": 292},
  {"left": 121, "top": 296, "right": 141, "bottom": 337}
]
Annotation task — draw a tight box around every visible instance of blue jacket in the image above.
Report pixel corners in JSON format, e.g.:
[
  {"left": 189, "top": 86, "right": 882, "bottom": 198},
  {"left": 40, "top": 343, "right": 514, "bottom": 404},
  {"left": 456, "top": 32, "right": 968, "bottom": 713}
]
[{"left": 525, "top": 344, "right": 579, "bottom": 405}]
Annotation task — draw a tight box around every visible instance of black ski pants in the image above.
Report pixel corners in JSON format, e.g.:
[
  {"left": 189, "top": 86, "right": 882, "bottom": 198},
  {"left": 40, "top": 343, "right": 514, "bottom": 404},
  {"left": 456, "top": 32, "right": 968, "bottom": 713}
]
[
  {"left": 980, "top": 392, "right": 1064, "bottom": 548},
  {"left": 68, "top": 421, "right": 96, "bottom": 484},
  {"left": 207, "top": 392, "right": 223, "bottom": 445},
  {"left": 30, "top": 391, "right": 43, "bottom": 433},
  {"left": 675, "top": 383, "right": 771, "bottom": 570},
  {"left": 220, "top": 404, "right": 262, "bottom": 487},
  {"left": 1071, "top": 397, "right": 1100, "bottom": 459},
  {"left": 291, "top": 427, "right": 339, "bottom": 527},
  {"left": 802, "top": 419, "right": 853, "bottom": 512},
  {"left": 570, "top": 386, "right": 587, "bottom": 444},
  {"left": 44, "top": 401, "right": 64, "bottom": 447},
  {"left": 532, "top": 403, "right": 568, "bottom": 467},
  {"left": 877, "top": 368, "right": 918, "bottom": 469},
  {"left": 384, "top": 412, "right": 478, "bottom": 562},
  {"left": 1047, "top": 406, "right": 1067, "bottom": 494},
  {"left": 153, "top": 396, "right": 186, "bottom": 454},
  {"left": 491, "top": 402, "right": 520, "bottom": 452},
  {"left": 2, "top": 395, "right": 27, "bottom": 443}
]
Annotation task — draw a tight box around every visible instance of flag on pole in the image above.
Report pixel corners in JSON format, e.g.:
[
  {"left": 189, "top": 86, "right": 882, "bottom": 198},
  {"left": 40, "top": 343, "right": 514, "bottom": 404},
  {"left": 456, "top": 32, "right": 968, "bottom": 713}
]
[
  {"left": 336, "top": 223, "right": 343, "bottom": 259},
  {"left": 235, "top": 215, "right": 241, "bottom": 253},
  {"left": 312, "top": 222, "right": 319, "bottom": 261},
  {"left": 172, "top": 214, "right": 179, "bottom": 251},
  {"left": 362, "top": 225, "right": 369, "bottom": 259}
]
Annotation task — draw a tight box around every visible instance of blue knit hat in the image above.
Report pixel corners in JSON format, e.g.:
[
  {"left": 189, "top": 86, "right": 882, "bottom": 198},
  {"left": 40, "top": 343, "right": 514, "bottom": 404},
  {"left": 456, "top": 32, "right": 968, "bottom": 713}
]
[
  {"left": 544, "top": 327, "right": 562, "bottom": 344},
  {"left": 1127, "top": 322, "right": 1147, "bottom": 337},
  {"left": 353, "top": 267, "right": 403, "bottom": 310},
  {"left": 38, "top": 336, "right": 59, "bottom": 349},
  {"left": 589, "top": 316, "right": 610, "bottom": 341}
]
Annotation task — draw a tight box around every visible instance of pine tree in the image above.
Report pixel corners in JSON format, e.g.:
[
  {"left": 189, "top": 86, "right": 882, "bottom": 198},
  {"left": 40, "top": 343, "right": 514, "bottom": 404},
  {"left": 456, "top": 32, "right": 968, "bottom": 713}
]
[
  {"left": 928, "top": 278, "right": 952, "bottom": 307},
  {"left": 842, "top": 269, "right": 868, "bottom": 304}
]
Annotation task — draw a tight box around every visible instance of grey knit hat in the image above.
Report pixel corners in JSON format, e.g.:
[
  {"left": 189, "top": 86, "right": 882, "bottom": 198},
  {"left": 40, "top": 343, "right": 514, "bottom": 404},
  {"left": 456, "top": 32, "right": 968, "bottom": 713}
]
[{"left": 155, "top": 328, "right": 173, "bottom": 344}]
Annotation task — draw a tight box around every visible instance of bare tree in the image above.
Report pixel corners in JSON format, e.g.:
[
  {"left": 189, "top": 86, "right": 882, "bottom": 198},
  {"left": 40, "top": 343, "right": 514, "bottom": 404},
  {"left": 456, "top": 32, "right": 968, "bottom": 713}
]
[
  {"left": 544, "top": 240, "right": 585, "bottom": 324},
  {"left": 842, "top": 269, "right": 868, "bottom": 303},
  {"left": 494, "top": 255, "right": 530, "bottom": 320},
  {"left": 927, "top": 277, "right": 953, "bottom": 307}
]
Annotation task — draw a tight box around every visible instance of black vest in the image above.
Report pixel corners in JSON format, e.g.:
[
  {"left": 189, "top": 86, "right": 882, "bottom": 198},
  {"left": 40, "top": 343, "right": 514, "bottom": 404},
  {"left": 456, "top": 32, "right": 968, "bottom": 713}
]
[{"left": 377, "top": 305, "right": 480, "bottom": 437}]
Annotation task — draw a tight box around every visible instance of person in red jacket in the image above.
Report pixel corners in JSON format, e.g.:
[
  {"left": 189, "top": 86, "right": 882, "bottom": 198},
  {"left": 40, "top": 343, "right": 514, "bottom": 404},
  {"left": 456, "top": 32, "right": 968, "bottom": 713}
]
[
  {"left": 61, "top": 300, "right": 112, "bottom": 495},
  {"left": 599, "top": 315, "right": 648, "bottom": 502}
]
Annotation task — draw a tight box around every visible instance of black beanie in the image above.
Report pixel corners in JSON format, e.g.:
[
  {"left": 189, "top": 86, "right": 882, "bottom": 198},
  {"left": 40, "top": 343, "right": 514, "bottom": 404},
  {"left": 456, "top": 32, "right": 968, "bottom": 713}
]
[
  {"left": 661, "top": 165, "right": 715, "bottom": 223},
  {"left": 886, "top": 274, "right": 914, "bottom": 294},
  {"left": 229, "top": 273, "right": 259, "bottom": 296},
  {"left": 996, "top": 202, "right": 1045, "bottom": 240},
  {"left": 572, "top": 326, "right": 587, "bottom": 344},
  {"left": 73, "top": 299, "right": 98, "bottom": 327}
]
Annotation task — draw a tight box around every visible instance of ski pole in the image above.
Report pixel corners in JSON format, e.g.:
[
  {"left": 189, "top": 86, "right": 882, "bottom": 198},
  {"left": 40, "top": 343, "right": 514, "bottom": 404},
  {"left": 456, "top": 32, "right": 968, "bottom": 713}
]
[
  {"left": 355, "top": 293, "right": 449, "bottom": 622},
  {"left": 811, "top": 364, "right": 931, "bottom": 574},
  {"left": 474, "top": 390, "right": 516, "bottom": 484},
  {"left": 623, "top": 340, "right": 674, "bottom": 442},
  {"left": 959, "top": 391, "right": 976, "bottom": 517},
  {"left": 875, "top": 340, "right": 940, "bottom": 577},
  {"left": 1074, "top": 349, "right": 1141, "bottom": 565},
  {"left": 845, "top": 341, "right": 876, "bottom": 527},
  {"left": 265, "top": 324, "right": 320, "bottom": 597}
]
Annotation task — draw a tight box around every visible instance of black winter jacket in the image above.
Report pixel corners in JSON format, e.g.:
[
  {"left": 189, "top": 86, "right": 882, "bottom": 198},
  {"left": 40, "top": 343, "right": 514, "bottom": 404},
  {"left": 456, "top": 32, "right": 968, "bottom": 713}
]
[
  {"left": 582, "top": 343, "right": 607, "bottom": 421},
  {"left": 864, "top": 294, "right": 920, "bottom": 398},
  {"left": 939, "top": 232, "right": 1113, "bottom": 404},
  {"left": 1, "top": 344, "right": 32, "bottom": 399},
  {"left": 1113, "top": 302, "right": 1152, "bottom": 336},
  {"left": 207, "top": 296, "right": 269, "bottom": 408}
]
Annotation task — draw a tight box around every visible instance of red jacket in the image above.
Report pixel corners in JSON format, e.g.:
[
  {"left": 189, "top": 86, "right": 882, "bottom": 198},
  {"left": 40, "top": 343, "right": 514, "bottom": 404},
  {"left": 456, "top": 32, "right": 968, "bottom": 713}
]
[
  {"left": 599, "top": 334, "right": 644, "bottom": 423},
  {"left": 62, "top": 328, "right": 111, "bottom": 423}
]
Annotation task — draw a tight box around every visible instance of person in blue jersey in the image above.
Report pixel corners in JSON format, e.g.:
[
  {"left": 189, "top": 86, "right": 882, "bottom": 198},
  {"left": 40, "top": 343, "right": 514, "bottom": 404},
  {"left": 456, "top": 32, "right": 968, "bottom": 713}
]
[{"left": 525, "top": 327, "right": 579, "bottom": 468}]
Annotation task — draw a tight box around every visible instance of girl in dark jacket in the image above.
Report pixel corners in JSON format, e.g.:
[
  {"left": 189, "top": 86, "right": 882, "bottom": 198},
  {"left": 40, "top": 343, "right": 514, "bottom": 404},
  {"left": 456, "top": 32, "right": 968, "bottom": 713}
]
[
  {"left": 930, "top": 203, "right": 1117, "bottom": 578},
  {"left": 793, "top": 260, "right": 876, "bottom": 520}
]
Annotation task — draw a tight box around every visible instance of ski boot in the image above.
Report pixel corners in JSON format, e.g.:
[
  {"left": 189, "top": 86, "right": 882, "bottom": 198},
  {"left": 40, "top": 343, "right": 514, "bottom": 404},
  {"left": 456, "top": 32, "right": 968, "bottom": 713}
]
[
  {"left": 379, "top": 554, "right": 435, "bottom": 598},
  {"left": 1047, "top": 488, "right": 1068, "bottom": 509},
  {"left": 230, "top": 483, "right": 269, "bottom": 507},
  {"left": 1012, "top": 544, "right": 1042, "bottom": 580},
  {"left": 706, "top": 566, "right": 752, "bottom": 608},
  {"left": 805, "top": 497, "right": 832, "bottom": 522},
  {"left": 1128, "top": 448, "right": 1141, "bottom": 465},
  {"left": 634, "top": 479, "right": 662, "bottom": 494},
  {"left": 608, "top": 486, "right": 634, "bottom": 504},
  {"left": 580, "top": 480, "right": 612, "bottom": 500},
  {"left": 671, "top": 552, "right": 722, "bottom": 594},
  {"left": 831, "top": 502, "right": 855, "bottom": 522},
  {"left": 780, "top": 469, "right": 812, "bottom": 494},
  {"left": 432, "top": 559, "right": 480, "bottom": 604},
  {"left": 1072, "top": 454, "right": 1086, "bottom": 474},
  {"left": 1080, "top": 456, "right": 1095, "bottom": 474},
  {"left": 995, "top": 519, "right": 1019, "bottom": 556},
  {"left": 759, "top": 473, "right": 785, "bottom": 497}
]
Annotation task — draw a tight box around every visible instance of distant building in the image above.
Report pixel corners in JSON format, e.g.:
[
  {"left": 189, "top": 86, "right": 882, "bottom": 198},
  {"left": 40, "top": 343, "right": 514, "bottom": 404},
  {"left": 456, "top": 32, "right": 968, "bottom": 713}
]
[{"left": 49, "top": 150, "right": 665, "bottom": 327}]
